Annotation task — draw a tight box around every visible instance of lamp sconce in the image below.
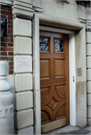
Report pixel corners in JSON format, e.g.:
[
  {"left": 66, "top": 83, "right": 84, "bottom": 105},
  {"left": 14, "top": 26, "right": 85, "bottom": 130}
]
[
  {"left": 0, "top": 18, "right": 7, "bottom": 38},
  {"left": 60, "top": 0, "right": 70, "bottom": 3}
]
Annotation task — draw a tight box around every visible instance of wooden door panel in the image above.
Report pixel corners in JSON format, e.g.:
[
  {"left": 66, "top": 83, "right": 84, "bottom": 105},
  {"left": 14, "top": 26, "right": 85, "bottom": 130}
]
[
  {"left": 53, "top": 102, "right": 66, "bottom": 119},
  {"left": 55, "top": 59, "right": 65, "bottom": 78},
  {"left": 40, "top": 53, "right": 66, "bottom": 58},
  {"left": 41, "top": 110, "right": 50, "bottom": 123},
  {"left": 40, "top": 59, "right": 50, "bottom": 79},
  {"left": 40, "top": 31, "right": 69, "bottom": 133},
  {"left": 55, "top": 84, "right": 66, "bottom": 99},
  {"left": 40, "top": 78, "right": 66, "bottom": 86},
  {"left": 41, "top": 86, "right": 51, "bottom": 103},
  {"left": 47, "top": 96, "right": 59, "bottom": 111},
  {"left": 41, "top": 86, "right": 53, "bottom": 106},
  {"left": 56, "top": 104, "right": 66, "bottom": 118},
  {"left": 41, "top": 105, "right": 53, "bottom": 122}
]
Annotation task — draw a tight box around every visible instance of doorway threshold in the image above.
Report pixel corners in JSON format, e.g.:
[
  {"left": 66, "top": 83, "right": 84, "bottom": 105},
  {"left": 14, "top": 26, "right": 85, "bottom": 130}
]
[{"left": 45, "top": 125, "right": 91, "bottom": 135}]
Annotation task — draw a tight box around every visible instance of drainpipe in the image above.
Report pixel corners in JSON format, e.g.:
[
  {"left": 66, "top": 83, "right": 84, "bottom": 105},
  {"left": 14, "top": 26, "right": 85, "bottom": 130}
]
[{"left": 0, "top": 61, "right": 14, "bottom": 134}]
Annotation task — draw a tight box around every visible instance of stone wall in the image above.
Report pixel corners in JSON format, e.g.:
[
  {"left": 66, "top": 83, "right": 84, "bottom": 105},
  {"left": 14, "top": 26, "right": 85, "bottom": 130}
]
[{"left": 0, "top": 5, "right": 13, "bottom": 74}]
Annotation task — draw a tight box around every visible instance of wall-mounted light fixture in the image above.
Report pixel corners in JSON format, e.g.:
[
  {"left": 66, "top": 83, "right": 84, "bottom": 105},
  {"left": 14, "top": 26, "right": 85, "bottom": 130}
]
[{"left": 0, "top": 18, "right": 7, "bottom": 38}]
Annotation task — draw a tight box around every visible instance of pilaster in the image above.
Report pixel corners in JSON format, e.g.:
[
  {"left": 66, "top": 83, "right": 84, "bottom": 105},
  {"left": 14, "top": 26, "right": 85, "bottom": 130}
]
[
  {"left": 76, "top": 0, "right": 91, "bottom": 127},
  {"left": 12, "top": 0, "right": 34, "bottom": 134},
  {"left": 86, "top": 26, "right": 91, "bottom": 126}
]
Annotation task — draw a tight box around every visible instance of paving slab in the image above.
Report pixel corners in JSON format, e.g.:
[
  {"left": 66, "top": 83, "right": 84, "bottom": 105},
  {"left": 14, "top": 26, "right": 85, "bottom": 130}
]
[
  {"left": 57, "top": 125, "right": 80, "bottom": 134},
  {"left": 48, "top": 125, "right": 91, "bottom": 135},
  {"left": 59, "top": 129, "right": 90, "bottom": 134}
]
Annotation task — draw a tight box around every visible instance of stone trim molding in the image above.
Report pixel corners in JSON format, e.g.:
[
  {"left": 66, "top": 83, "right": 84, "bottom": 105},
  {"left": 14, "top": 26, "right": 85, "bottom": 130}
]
[
  {"left": 0, "top": 0, "right": 42, "bottom": 17},
  {"left": 38, "top": 13, "right": 84, "bottom": 30},
  {"left": 12, "top": 0, "right": 33, "bottom": 19},
  {"left": 33, "top": 5, "right": 42, "bottom": 12},
  {"left": 0, "top": 0, "right": 12, "bottom": 6},
  {"left": 78, "top": 19, "right": 91, "bottom": 25}
]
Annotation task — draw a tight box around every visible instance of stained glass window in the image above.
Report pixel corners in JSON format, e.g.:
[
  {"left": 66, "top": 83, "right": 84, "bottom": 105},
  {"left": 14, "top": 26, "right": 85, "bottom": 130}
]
[
  {"left": 55, "top": 40, "right": 63, "bottom": 52},
  {"left": 40, "top": 38, "right": 48, "bottom": 51}
]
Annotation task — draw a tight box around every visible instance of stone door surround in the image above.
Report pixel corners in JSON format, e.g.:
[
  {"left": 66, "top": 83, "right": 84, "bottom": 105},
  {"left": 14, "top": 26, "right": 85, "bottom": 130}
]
[{"left": 33, "top": 13, "right": 86, "bottom": 134}]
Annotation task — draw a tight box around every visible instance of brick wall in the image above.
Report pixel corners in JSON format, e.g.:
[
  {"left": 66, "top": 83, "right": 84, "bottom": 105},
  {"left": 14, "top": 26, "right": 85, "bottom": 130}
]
[{"left": 0, "top": 5, "right": 13, "bottom": 74}]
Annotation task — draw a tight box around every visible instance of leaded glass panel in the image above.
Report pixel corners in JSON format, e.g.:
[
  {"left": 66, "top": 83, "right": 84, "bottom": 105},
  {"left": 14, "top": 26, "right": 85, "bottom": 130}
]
[
  {"left": 55, "top": 40, "right": 63, "bottom": 52},
  {"left": 40, "top": 38, "right": 48, "bottom": 52}
]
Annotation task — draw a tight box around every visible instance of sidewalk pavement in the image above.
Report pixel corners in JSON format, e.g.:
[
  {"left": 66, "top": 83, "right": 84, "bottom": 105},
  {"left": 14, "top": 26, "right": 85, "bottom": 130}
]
[{"left": 47, "top": 125, "right": 91, "bottom": 135}]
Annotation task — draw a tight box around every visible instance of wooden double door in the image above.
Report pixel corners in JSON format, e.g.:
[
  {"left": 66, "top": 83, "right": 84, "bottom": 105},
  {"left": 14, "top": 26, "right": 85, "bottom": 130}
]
[{"left": 40, "top": 31, "right": 69, "bottom": 133}]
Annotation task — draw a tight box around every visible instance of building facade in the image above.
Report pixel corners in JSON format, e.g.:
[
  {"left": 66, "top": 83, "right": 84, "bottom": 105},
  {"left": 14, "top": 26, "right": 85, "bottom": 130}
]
[{"left": 0, "top": 0, "right": 91, "bottom": 134}]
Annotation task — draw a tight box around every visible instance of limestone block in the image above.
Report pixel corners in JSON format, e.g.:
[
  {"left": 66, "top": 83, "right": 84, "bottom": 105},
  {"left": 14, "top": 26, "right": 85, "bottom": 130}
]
[
  {"left": 14, "top": 37, "right": 32, "bottom": 55},
  {"left": 16, "top": 91, "right": 33, "bottom": 110},
  {"left": 17, "top": 109, "right": 33, "bottom": 129},
  {"left": 88, "top": 106, "right": 91, "bottom": 118},
  {"left": 0, "top": 61, "right": 6, "bottom": 75},
  {"left": 87, "top": 94, "right": 91, "bottom": 106},
  {"left": 87, "top": 69, "right": 91, "bottom": 81},
  {"left": 14, "top": 56, "right": 32, "bottom": 73},
  {"left": 76, "top": 69, "right": 86, "bottom": 82},
  {"left": 87, "top": 44, "right": 91, "bottom": 55},
  {"left": 14, "top": 18, "right": 32, "bottom": 37},
  {"left": 76, "top": 82, "right": 86, "bottom": 127},
  {"left": 87, "top": 57, "right": 91, "bottom": 68},
  {"left": 77, "top": 5, "right": 86, "bottom": 20},
  {"left": 87, "top": 82, "right": 91, "bottom": 94},
  {"left": 86, "top": 32, "right": 91, "bottom": 43},
  {"left": 15, "top": 74, "right": 32, "bottom": 92},
  {"left": 17, "top": 126, "right": 34, "bottom": 134},
  {"left": 42, "top": 0, "right": 76, "bottom": 20},
  {"left": 87, "top": 119, "right": 91, "bottom": 126},
  {"left": 86, "top": 7, "right": 91, "bottom": 20}
]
